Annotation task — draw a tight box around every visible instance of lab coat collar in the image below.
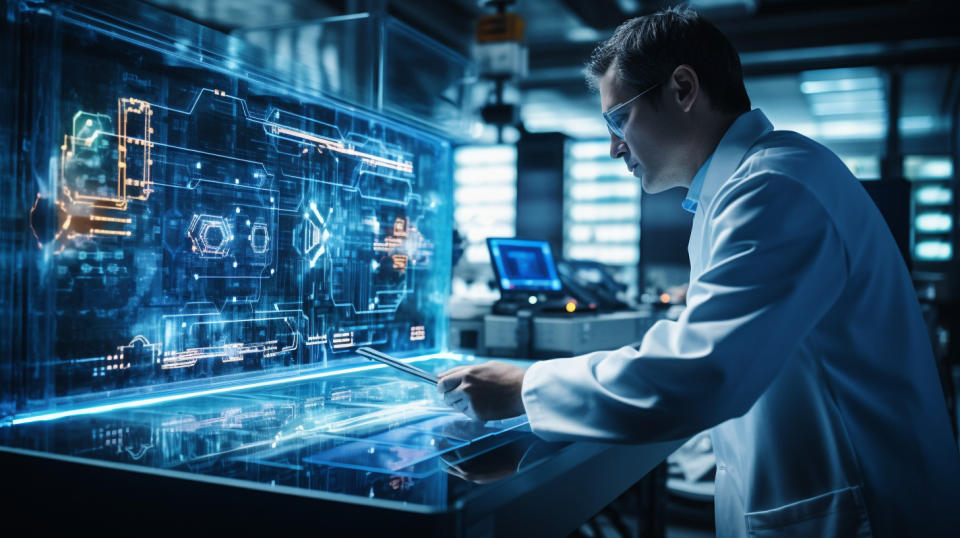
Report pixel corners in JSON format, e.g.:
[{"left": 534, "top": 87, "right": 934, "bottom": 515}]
[{"left": 685, "top": 109, "right": 774, "bottom": 214}]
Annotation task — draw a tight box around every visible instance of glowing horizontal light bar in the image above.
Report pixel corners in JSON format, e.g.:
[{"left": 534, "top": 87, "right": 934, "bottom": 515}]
[
  {"left": 566, "top": 244, "right": 639, "bottom": 264},
  {"left": 568, "top": 225, "right": 592, "bottom": 243},
  {"left": 275, "top": 126, "right": 413, "bottom": 174},
  {"left": 569, "top": 141, "right": 610, "bottom": 160},
  {"left": 904, "top": 156, "right": 953, "bottom": 180},
  {"left": 455, "top": 165, "right": 516, "bottom": 184},
  {"left": 465, "top": 244, "right": 492, "bottom": 263},
  {"left": 10, "top": 353, "right": 467, "bottom": 426},
  {"left": 899, "top": 115, "right": 937, "bottom": 134},
  {"left": 568, "top": 224, "right": 640, "bottom": 243},
  {"left": 570, "top": 181, "right": 639, "bottom": 200},
  {"left": 597, "top": 225, "right": 639, "bottom": 242},
  {"left": 915, "top": 185, "right": 953, "bottom": 205},
  {"left": 808, "top": 89, "right": 884, "bottom": 104},
  {"left": 463, "top": 224, "right": 515, "bottom": 243},
  {"left": 570, "top": 161, "right": 630, "bottom": 180},
  {"left": 915, "top": 213, "right": 953, "bottom": 233},
  {"left": 800, "top": 77, "right": 882, "bottom": 94},
  {"left": 455, "top": 185, "right": 515, "bottom": 204},
  {"left": 522, "top": 113, "right": 608, "bottom": 138},
  {"left": 838, "top": 155, "right": 880, "bottom": 180},
  {"left": 454, "top": 145, "right": 516, "bottom": 166},
  {"left": 569, "top": 203, "right": 638, "bottom": 222},
  {"left": 915, "top": 241, "right": 952, "bottom": 261},
  {"left": 90, "top": 229, "right": 133, "bottom": 236},
  {"left": 454, "top": 206, "right": 515, "bottom": 222},
  {"left": 811, "top": 100, "right": 885, "bottom": 116},
  {"left": 818, "top": 120, "right": 886, "bottom": 140},
  {"left": 566, "top": 26, "right": 601, "bottom": 43},
  {"left": 89, "top": 215, "right": 132, "bottom": 223}
]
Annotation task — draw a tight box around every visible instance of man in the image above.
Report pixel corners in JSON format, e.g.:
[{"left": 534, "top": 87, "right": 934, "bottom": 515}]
[{"left": 438, "top": 7, "right": 960, "bottom": 536}]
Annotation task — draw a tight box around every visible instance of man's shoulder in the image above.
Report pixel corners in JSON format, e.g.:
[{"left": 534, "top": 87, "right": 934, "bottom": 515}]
[
  {"left": 745, "top": 130, "right": 841, "bottom": 171},
  {"left": 730, "top": 129, "right": 858, "bottom": 194},
  {"left": 714, "top": 128, "right": 880, "bottom": 242}
]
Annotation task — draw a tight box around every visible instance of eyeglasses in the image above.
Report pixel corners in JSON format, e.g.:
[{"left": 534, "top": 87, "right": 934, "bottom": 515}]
[{"left": 603, "top": 81, "right": 662, "bottom": 139}]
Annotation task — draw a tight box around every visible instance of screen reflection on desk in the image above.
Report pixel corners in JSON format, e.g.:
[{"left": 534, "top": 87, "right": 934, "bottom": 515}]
[{"left": 0, "top": 356, "right": 532, "bottom": 509}]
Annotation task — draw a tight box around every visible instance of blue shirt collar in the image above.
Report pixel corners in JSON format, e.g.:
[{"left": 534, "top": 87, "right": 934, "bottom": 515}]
[
  {"left": 682, "top": 154, "right": 711, "bottom": 213},
  {"left": 681, "top": 109, "right": 774, "bottom": 214}
]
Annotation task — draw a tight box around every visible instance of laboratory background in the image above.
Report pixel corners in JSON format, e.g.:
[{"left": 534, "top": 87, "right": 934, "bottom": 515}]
[{"left": 1, "top": 0, "right": 957, "bottom": 536}]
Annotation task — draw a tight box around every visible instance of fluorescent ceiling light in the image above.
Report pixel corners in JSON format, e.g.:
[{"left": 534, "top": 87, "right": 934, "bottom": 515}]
[
  {"left": 808, "top": 89, "right": 884, "bottom": 103},
  {"left": 454, "top": 145, "right": 516, "bottom": 166},
  {"left": 570, "top": 161, "right": 629, "bottom": 180},
  {"left": 818, "top": 120, "right": 886, "bottom": 140},
  {"left": 915, "top": 186, "right": 953, "bottom": 205},
  {"left": 811, "top": 101, "right": 885, "bottom": 116},
  {"left": 905, "top": 156, "right": 953, "bottom": 180},
  {"left": 566, "top": 27, "right": 601, "bottom": 43},
  {"left": 800, "top": 78, "right": 882, "bottom": 94},
  {"left": 915, "top": 213, "right": 953, "bottom": 233},
  {"left": 454, "top": 165, "right": 516, "bottom": 184},
  {"left": 915, "top": 241, "right": 952, "bottom": 261},
  {"left": 899, "top": 116, "right": 937, "bottom": 134},
  {"left": 569, "top": 141, "right": 610, "bottom": 160}
]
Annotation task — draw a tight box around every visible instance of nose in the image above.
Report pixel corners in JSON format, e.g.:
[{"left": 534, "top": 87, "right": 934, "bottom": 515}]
[{"left": 609, "top": 134, "right": 627, "bottom": 159}]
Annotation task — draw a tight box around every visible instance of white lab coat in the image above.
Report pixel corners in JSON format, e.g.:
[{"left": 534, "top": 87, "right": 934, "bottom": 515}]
[{"left": 522, "top": 109, "right": 960, "bottom": 536}]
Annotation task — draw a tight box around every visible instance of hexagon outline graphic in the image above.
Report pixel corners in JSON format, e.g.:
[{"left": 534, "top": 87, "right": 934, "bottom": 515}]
[{"left": 187, "top": 214, "right": 234, "bottom": 258}]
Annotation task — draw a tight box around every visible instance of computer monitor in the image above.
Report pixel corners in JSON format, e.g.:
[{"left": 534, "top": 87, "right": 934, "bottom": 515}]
[{"left": 487, "top": 238, "right": 563, "bottom": 293}]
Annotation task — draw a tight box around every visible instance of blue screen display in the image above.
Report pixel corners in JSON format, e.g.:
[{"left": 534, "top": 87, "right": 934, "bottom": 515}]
[
  {"left": 0, "top": 1, "right": 453, "bottom": 419},
  {"left": 487, "top": 238, "right": 562, "bottom": 292}
]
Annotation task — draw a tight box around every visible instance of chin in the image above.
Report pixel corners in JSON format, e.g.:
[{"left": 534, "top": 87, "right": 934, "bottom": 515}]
[{"left": 640, "top": 175, "right": 671, "bottom": 194}]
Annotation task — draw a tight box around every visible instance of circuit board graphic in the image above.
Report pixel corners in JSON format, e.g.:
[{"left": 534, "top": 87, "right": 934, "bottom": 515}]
[{"left": 6, "top": 1, "right": 452, "bottom": 409}]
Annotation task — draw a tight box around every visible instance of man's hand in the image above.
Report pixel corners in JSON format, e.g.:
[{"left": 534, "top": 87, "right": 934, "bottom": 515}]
[{"left": 437, "top": 362, "right": 527, "bottom": 422}]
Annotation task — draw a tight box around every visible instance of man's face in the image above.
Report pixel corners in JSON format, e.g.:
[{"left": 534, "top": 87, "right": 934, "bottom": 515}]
[{"left": 598, "top": 63, "right": 689, "bottom": 194}]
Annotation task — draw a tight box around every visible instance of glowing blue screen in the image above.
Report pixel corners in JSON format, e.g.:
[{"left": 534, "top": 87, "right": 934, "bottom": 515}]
[
  {"left": 0, "top": 1, "right": 453, "bottom": 419},
  {"left": 487, "top": 238, "right": 562, "bottom": 292}
]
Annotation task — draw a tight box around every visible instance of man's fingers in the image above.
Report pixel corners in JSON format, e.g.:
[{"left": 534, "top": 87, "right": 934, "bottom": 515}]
[
  {"left": 443, "top": 389, "right": 463, "bottom": 406},
  {"left": 438, "top": 376, "right": 461, "bottom": 393},
  {"left": 438, "top": 365, "right": 470, "bottom": 377},
  {"left": 437, "top": 369, "right": 467, "bottom": 393},
  {"left": 437, "top": 365, "right": 469, "bottom": 379}
]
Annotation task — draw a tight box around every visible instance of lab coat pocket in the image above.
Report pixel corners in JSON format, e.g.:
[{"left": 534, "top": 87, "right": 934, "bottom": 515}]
[{"left": 743, "top": 485, "right": 872, "bottom": 537}]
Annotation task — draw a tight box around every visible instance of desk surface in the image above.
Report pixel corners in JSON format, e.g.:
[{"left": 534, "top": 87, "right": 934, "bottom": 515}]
[{"left": 0, "top": 355, "right": 682, "bottom": 535}]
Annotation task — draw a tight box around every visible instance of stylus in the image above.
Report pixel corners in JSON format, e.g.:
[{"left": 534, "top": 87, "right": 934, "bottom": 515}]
[{"left": 356, "top": 347, "right": 440, "bottom": 384}]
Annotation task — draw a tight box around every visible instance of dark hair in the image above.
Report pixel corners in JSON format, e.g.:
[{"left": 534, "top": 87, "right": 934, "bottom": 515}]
[{"left": 585, "top": 7, "right": 750, "bottom": 115}]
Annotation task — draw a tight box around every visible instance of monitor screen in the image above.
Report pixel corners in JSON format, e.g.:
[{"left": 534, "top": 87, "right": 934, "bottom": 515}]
[{"left": 487, "top": 238, "right": 562, "bottom": 292}]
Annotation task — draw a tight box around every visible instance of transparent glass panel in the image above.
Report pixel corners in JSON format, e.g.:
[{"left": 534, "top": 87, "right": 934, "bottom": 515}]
[
  {"left": 1, "top": 1, "right": 453, "bottom": 420},
  {"left": 236, "top": 14, "right": 475, "bottom": 137},
  {"left": 382, "top": 18, "right": 475, "bottom": 136},
  {"left": 236, "top": 14, "right": 380, "bottom": 110}
]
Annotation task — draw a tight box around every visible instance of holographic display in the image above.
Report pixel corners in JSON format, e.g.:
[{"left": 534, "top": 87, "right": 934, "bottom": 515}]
[{"left": 1, "top": 1, "right": 452, "bottom": 418}]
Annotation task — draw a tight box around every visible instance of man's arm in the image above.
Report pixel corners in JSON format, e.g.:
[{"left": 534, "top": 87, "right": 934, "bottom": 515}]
[
  {"left": 439, "top": 172, "right": 847, "bottom": 440},
  {"left": 522, "top": 172, "right": 848, "bottom": 442}
]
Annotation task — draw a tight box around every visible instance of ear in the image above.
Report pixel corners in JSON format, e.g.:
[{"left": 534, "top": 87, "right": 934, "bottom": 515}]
[{"left": 669, "top": 65, "right": 700, "bottom": 113}]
